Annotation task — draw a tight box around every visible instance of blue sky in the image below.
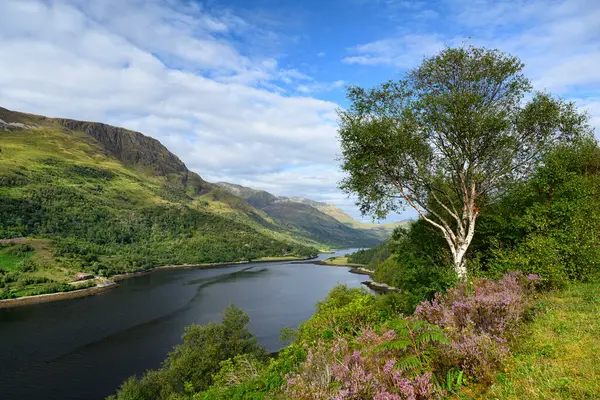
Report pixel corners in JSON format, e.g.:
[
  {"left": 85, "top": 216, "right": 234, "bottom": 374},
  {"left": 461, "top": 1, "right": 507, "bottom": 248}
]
[{"left": 0, "top": 0, "right": 599, "bottom": 222}]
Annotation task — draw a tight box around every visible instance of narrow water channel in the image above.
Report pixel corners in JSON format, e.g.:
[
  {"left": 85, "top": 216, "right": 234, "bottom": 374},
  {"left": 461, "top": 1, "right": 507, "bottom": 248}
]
[{"left": 0, "top": 249, "right": 367, "bottom": 400}]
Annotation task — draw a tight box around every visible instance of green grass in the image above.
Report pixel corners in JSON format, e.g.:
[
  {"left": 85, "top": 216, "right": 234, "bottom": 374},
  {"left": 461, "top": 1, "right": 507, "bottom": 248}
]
[
  {"left": 323, "top": 256, "right": 363, "bottom": 266},
  {"left": 0, "top": 251, "right": 32, "bottom": 271},
  {"left": 462, "top": 281, "right": 600, "bottom": 400},
  {"left": 254, "top": 256, "right": 303, "bottom": 261}
]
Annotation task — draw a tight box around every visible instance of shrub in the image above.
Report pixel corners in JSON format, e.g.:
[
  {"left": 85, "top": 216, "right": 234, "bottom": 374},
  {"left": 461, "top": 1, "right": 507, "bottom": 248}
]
[
  {"left": 297, "top": 285, "right": 381, "bottom": 342},
  {"left": 6, "top": 243, "right": 34, "bottom": 256},
  {"left": 285, "top": 325, "right": 444, "bottom": 399},
  {"left": 16, "top": 259, "right": 38, "bottom": 272},
  {"left": 111, "top": 305, "right": 267, "bottom": 400},
  {"left": 415, "top": 272, "right": 539, "bottom": 382}
]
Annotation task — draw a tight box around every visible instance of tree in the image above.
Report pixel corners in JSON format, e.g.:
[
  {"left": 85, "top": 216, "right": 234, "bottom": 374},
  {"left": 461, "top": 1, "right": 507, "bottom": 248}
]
[
  {"left": 111, "top": 304, "right": 267, "bottom": 399},
  {"left": 338, "top": 46, "right": 591, "bottom": 279}
]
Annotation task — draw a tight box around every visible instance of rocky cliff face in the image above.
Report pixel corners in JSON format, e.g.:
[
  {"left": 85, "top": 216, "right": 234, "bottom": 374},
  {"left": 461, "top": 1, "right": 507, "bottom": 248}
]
[
  {"left": 58, "top": 118, "right": 211, "bottom": 193},
  {"left": 0, "top": 107, "right": 208, "bottom": 193},
  {"left": 57, "top": 119, "right": 186, "bottom": 177}
]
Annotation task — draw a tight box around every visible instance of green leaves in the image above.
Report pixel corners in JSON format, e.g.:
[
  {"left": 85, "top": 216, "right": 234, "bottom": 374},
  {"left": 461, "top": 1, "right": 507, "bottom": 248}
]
[
  {"left": 113, "top": 305, "right": 267, "bottom": 400},
  {"left": 338, "top": 44, "right": 592, "bottom": 279},
  {"left": 377, "top": 318, "right": 449, "bottom": 374}
]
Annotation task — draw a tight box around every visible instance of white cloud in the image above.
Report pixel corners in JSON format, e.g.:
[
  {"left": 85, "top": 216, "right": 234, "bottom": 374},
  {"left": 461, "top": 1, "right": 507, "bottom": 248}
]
[
  {"left": 0, "top": 0, "right": 384, "bottom": 221},
  {"left": 343, "top": 0, "right": 600, "bottom": 139},
  {"left": 343, "top": 34, "right": 457, "bottom": 67},
  {"left": 297, "top": 80, "right": 345, "bottom": 94}
]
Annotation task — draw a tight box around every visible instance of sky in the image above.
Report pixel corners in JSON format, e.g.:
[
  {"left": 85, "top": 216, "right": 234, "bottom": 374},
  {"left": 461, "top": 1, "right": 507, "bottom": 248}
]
[{"left": 0, "top": 0, "right": 599, "bottom": 222}]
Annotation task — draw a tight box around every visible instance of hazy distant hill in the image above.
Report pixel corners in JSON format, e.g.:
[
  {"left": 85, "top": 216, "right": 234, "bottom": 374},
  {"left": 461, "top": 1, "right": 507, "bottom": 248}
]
[
  {"left": 216, "top": 182, "right": 403, "bottom": 246},
  {"left": 281, "top": 196, "right": 410, "bottom": 237}
]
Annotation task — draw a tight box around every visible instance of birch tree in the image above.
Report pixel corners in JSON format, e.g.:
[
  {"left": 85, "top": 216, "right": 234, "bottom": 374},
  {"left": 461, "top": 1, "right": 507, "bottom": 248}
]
[{"left": 337, "top": 46, "right": 590, "bottom": 280}]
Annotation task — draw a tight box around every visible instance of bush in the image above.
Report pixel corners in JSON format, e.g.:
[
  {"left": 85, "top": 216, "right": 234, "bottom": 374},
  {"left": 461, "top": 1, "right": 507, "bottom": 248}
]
[
  {"left": 111, "top": 305, "right": 267, "bottom": 400},
  {"left": 16, "top": 259, "right": 38, "bottom": 272},
  {"left": 415, "top": 272, "right": 539, "bottom": 382},
  {"left": 473, "top": 140, "right": 600, "bottom": 287},
  {"left": 285, "top": 324, "right": 444, "bottom": 399},
  {"left": 6, "top": 243, "right": 34, "bottom": 256},
  {"left": 297, "top": 285, "right": 381, "bottom": 342}
]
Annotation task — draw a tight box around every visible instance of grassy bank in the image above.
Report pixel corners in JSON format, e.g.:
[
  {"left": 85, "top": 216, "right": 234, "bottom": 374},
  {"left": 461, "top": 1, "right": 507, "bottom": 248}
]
[
  {"left": 460, "top": 281, "right": 600, "bottom": 399},
  {"left": 322, "top": 256, "right": 363, "bottom": 267}
]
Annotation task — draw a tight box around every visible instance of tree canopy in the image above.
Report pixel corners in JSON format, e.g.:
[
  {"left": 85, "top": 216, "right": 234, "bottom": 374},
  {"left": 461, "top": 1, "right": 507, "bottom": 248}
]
[{"left": 338, "top": 45, "right": 591, "bottom": 279}]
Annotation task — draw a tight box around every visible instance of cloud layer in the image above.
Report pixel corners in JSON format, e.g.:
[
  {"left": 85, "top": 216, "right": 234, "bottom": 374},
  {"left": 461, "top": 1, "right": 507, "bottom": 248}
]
[
  {"left": 1, "top": 0, "right": 598, "bottom": 223},
  {"left": 0, "top": 0, "right": 359, "bottom": 217}
]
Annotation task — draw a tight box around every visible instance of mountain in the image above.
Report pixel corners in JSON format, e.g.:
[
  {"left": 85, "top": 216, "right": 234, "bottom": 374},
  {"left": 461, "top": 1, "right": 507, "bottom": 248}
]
[
  {"left": 215, "top": 182, "right": 396, "bottom": 247},
  {"left": 0, "top": 107, "right": 326, "bottom": 299},
  {"left": 280, "top": 196, "right": 410, "bottom": 237}
]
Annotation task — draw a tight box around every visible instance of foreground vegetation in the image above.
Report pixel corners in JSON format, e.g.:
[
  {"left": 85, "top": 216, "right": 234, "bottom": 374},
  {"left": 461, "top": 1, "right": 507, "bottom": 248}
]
[
  {"left": 479, "top": 281, "right": 600, "bottom": 400},
  {"left": 112, "top": 272, "right": 543, "bottom": 399},
  {"left": 111, "top": 45, "right": 599, "bottom": 399}
]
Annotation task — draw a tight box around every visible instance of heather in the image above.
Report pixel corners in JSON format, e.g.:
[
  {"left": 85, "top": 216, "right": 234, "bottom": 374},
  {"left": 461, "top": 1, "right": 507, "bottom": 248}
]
[{"left": 158, "top": 271, "right": 537, "bottom": 400}]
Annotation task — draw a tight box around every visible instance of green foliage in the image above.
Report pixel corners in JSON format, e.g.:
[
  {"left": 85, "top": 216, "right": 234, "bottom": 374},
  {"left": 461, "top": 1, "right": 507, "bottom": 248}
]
[
  {"left": 16, "top": 258, "right": 38, "bottom": 272},
  {"left": 347, "top": 238, "right": 393, "bottom": 269},
  {"left": 297, "top": 285, "right": 381, "bottom": 342},
  {"left": 373, "top": 223, "right": 457, "bottom": 313},
  {"left": 5, "top": 243, "right": 34, "bottom": 256},
  {"left": 378, "top": 318, "right": 449, "bottom": 374},
  {"left": 111, "top": 305, "right": 267, "bottom": 400},
  {"left": 211, "top": 354, "right": 266, "bottom": 388},
  {"left": 473, "top": 140, "right": 600, "bottom": 287},
  {"left": 338, "top": 45, "right": 591, "bottom": 278},
  {"left": 444, "top": 368, "right": 464, "bottom": 393}
]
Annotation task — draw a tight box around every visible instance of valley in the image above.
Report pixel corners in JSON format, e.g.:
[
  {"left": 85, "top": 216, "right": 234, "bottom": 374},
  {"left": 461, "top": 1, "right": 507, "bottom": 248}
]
[{"left": 0, "top": 107, "right": 397, "bottom": 300}]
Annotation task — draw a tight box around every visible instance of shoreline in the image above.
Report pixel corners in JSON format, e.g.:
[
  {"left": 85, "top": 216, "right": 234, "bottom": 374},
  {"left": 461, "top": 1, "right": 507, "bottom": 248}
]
[
  {"left": 0, "top": 282, "right": 118, "bottom": 309},
  {"left": 0, "top": 255, "right": 317, "bottom": 308},
  {"left": 361, "top": 280, "right": 399, "bottom": 293},
  {"left": 291, "top": 260, "right": 374, "bottom": 275}
]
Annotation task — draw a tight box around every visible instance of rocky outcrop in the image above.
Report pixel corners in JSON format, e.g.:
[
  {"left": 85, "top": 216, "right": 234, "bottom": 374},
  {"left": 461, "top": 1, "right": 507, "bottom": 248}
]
[
  {"left": 57, "top": 119, "right": 187, "bottom": 177},
  {"left": 54, "top": 118, "right": 209, "bottom": 194}
]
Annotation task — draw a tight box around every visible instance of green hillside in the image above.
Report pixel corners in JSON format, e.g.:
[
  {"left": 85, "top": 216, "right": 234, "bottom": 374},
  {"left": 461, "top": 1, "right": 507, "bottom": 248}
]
[
  {"left": 0, "top": 107, "right": 319, "bottom": 299},
  {"left": 291, "top": 198, "right": 410, "bottom": 238},
  {"left": 216, "top": 182, "right": 384, "bottom": 247}
]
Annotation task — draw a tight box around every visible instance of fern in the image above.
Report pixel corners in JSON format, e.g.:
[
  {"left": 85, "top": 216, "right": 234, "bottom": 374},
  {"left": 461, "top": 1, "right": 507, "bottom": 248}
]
[
  {"left": 376, "top": 318, "right": 448, "bottom": 375},
  {"left": 445, "top": 368, "right": 464, "bottom": 392}
]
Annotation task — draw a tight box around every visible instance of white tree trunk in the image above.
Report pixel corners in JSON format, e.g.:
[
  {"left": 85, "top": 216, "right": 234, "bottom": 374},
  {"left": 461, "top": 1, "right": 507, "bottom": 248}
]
[
  {"left": 453, "top": 245, "right": 468, "bottom": 280},
  {"left": 394, "top": 182, "right": 478, "bottom": 281}
]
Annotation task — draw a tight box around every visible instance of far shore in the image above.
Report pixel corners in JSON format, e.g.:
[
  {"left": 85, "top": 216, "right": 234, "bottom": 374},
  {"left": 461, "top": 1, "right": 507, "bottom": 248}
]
[
  {"left": 0, "top": 283, "right": 118, "bottom": 309},
  {"left": 0, "top": 255, "right": 317, "bottom": 308},
  {"left": 0, "top": 254, "right": 395, "bottom": 308}
]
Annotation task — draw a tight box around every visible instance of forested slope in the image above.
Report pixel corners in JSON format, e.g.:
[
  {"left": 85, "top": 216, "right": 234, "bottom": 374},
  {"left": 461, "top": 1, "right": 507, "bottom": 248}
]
[{"left": 0, "top": 107, "right": 319, "bottom": 299}]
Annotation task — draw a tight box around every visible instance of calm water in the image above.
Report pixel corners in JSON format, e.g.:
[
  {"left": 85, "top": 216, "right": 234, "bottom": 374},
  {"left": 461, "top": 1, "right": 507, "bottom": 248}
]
[{"left": 0, "top": 250, "right": 366, "bottom": 400}]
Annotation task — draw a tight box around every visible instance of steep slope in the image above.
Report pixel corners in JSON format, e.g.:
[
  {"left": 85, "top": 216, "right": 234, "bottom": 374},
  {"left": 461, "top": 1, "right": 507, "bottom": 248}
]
[
  {"left": 261, "top": 200, "right": 381, "bottom": 247},
  {"left": 0, "top": 107, "right": 318, "bottom": 299},
  {"left": 215, "top": 182, "right": 278, "bottom": 210},
  {"left": 215, "top": 182, "right": 384, "bottom": 247}
]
